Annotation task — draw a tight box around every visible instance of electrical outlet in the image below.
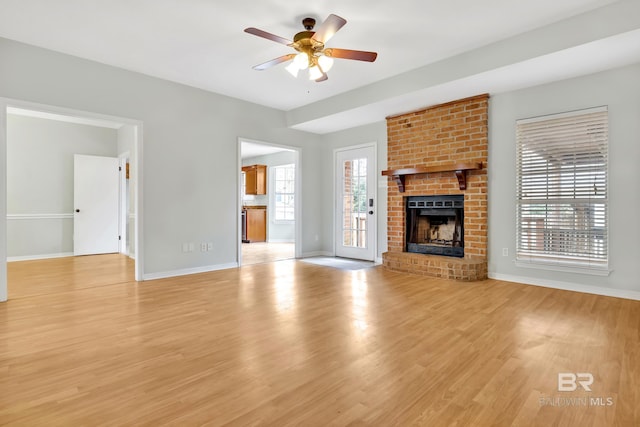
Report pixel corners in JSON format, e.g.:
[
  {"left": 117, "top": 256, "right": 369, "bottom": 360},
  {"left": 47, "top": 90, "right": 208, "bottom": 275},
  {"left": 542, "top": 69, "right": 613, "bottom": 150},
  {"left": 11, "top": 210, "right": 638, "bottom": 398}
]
[
  {"left": 502, "top": 248, "right": 509, "bottom": 257},
  {"left": 207, "top": 242, "right": 213, "bottom": 251},
  {"left": 201, "top": 243, "right": 207, "bottom": 252},
  {"left": 188, "top": 243, "right": 194, "bottom": 252}
]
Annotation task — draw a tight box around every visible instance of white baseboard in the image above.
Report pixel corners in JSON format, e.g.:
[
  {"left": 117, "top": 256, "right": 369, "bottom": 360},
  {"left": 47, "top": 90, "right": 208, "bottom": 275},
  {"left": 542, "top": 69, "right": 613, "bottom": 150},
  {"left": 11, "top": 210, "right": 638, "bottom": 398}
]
[
  {"left": 375, "top": 257, "right": 383, "bottom": 265},
  {"left": 7, "top": 252, "right": 74, "bottom": 262},
  {"left": 267, "top": 239, "right": 295, "bottom": 243},
  {"left": 301, "top": 251, "right": 333, "bottom": 258},
  {"left": 488, "top": 272, "right": 640, "bottom": 301},
  {"left": 143, "top": 262, "right": 238, "bottom": 281}
]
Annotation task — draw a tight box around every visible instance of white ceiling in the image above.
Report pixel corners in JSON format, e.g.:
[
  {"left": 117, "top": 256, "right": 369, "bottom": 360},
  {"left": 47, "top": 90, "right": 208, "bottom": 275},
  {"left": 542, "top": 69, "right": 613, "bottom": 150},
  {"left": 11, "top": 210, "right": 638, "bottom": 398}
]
[{"left": 0, "top": 0, "right": 638, "bottom": 134}]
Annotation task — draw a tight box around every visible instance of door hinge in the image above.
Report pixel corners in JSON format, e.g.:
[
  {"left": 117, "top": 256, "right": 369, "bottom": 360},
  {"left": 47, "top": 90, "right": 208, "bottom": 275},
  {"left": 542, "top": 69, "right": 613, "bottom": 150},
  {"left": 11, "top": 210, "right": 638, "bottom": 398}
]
[
  {"left": 119, "top": 166, "right": 122, "bottom": 171},
  {"left": 119, "top": 235, "right": 121, "bottom": 241}
]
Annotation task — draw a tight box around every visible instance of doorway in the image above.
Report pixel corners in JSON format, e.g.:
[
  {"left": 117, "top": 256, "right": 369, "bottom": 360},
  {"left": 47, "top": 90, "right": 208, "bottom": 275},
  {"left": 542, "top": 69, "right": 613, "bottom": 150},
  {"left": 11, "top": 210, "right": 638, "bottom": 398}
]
[
  {"left": 0, "top": 99, "right": 144, "bottom": 302},
  {"left": 335, "top": 144, "right": 377, "bottom": 261},
  {"left": 238, "top": 138, "right": 301, "bottom": 266}
]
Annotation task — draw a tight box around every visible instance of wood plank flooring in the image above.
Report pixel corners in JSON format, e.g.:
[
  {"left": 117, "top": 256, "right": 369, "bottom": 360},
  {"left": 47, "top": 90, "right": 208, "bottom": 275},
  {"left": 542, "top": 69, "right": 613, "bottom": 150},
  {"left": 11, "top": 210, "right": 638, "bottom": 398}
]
[
  {"left": 1, "top": 255, "right": 639, "bottom": 426},
  {"left": 241, "top": 242, "right": 295, "bottom": 266}
]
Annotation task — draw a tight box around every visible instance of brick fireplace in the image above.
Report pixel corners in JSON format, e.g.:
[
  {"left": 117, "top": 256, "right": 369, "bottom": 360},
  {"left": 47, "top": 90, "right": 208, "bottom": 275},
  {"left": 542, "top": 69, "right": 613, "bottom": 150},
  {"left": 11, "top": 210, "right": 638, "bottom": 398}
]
[{"left": 382, "top": 94, "right": 488, "bottom": 281}]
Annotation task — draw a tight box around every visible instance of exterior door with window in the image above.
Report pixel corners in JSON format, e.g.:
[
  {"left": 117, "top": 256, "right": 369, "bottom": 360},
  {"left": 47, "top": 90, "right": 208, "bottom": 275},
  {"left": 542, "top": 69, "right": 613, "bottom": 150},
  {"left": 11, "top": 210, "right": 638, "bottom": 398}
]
[{"left": 335, "top": 146, "right": 376, "bottom": 261}]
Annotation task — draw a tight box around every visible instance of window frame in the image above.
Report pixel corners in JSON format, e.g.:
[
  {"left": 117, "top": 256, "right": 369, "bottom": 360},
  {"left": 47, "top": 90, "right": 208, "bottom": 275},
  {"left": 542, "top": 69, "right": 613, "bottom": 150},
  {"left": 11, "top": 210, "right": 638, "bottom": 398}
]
[
  {"left": 515, "top": 106, "right": 610, "bottom": 275},
  {"left": 272, "top": 163, "right": 295, "bottom": 223}
]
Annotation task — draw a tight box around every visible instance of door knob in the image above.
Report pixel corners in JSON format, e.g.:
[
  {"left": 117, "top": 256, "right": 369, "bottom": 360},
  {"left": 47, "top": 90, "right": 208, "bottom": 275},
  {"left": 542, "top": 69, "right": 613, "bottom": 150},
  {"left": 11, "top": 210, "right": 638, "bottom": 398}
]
[
  {"left": 75, "top": 209, "right": 80, "bottom": 213},
  {"left": 368, "top": 210, "right": 374, "bottom": 215}
]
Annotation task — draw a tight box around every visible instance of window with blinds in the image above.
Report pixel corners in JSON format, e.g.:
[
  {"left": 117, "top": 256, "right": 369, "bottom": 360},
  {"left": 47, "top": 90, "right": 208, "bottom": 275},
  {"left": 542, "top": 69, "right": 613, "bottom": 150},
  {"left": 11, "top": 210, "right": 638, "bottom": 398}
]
[{"left": 516, "top": 106, "right": 608, "bottom": 272}]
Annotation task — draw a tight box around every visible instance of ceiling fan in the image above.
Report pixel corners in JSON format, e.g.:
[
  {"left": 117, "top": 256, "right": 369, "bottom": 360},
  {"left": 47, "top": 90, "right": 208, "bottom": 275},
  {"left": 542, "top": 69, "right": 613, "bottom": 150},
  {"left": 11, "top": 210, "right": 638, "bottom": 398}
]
[{"left": 244, "top": 14, "right": 377, "bottom": 82}]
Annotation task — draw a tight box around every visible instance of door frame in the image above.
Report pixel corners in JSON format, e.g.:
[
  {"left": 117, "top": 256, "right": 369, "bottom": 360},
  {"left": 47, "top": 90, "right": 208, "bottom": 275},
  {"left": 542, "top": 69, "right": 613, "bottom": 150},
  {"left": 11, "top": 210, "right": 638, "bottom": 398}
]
[
  {"left": 237, "top": 137, "right": 301, "bottom": 266},
  {"left": 118, "top": 153, "right": 130, "bottom": 255},
  {"left": 333, "top": 142, "right": 378, "bottom": 261},
  {"left": 0, "top": 97, "right": 145, "bottom": 302}
]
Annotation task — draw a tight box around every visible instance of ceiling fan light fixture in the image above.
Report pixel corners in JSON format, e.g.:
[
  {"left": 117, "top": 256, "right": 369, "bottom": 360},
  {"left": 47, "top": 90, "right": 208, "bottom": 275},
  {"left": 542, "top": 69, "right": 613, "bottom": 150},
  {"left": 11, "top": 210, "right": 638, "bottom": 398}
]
[
  {"left": 308, "top": 65, "right": 323, "bottom": 81},
  {"left": 246, "top": 14, "right": 378, "bottom": 83},
  {"left": 285, "top": 62, "right": 300, "bottom": 77},
  {"left": 294, "top": 52, "right": 309, "bottom": 70},
  {"left": 317, "top": 54, "right": 334, "bottom": 72}
]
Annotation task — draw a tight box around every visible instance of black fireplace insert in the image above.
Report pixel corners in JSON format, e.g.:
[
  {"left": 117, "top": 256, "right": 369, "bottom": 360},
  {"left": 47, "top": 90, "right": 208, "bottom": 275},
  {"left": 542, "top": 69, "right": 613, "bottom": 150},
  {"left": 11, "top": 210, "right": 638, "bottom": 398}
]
[{"left": 406, "top": 195, "right": 464, "bottom": 257}]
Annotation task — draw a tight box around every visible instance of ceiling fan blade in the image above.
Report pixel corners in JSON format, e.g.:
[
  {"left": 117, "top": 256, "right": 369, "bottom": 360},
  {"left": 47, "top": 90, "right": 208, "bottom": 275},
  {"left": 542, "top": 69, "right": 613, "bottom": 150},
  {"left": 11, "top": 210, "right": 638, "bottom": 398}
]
[
  {"left": 252, "top": 54, "right": 296, "bottom": 71},
  {"left": 315, "top": 73, "right": 328, "bottom": 82},
  {"left": 311, "top": 14, "right": 347, "bottom": 44},
  {"left": 324, "top": 48, "right": 378, "bottom": 62},
  {"left": 244, "top": 27, "right": 292, "bottom": 45}
]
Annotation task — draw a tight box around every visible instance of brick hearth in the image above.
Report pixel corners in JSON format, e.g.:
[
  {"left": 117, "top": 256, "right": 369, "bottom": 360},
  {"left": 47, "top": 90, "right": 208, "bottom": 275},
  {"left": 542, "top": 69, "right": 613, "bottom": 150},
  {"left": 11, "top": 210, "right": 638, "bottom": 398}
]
[{"left": 383, "top": 94, "right": 488, "bottom": 281}]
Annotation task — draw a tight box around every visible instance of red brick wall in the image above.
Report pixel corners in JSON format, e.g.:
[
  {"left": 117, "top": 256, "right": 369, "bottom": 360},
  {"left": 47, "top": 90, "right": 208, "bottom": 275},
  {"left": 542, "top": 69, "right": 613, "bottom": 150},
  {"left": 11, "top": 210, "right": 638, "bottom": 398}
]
[{"left": 386, "top": 94, "right": 488, "bottom": 259}]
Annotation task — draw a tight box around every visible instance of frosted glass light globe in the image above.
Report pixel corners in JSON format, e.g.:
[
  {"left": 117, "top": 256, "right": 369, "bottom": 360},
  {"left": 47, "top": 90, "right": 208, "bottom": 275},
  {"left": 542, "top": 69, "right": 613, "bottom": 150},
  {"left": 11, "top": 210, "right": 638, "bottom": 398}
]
[
  {"left": 318, "top": 55, "right": 334, "bottom": 72},
  {"left": 294, "top": 52, "right": 309, "bottom": 70}
]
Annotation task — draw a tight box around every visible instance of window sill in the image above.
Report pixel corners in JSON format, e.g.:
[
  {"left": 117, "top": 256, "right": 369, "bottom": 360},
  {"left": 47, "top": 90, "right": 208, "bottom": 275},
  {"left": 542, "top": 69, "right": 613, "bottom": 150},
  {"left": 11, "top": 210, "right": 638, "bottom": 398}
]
[{"left": 514, "top": 259, "right": 611, "bottom": 277}]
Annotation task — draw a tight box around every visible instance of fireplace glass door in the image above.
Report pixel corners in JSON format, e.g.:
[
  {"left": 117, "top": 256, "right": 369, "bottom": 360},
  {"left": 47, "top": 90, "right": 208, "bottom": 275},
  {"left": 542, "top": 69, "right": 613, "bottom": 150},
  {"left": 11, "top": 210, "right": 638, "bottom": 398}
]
[{"left": 406, "top": 195, "right": 464, "bottom": 257}]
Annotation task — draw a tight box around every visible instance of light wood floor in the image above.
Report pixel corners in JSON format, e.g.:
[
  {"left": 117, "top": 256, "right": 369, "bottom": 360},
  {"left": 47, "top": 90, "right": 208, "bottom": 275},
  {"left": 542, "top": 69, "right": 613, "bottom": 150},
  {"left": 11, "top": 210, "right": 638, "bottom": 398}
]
[
  {"left": 1, "top": 255, "right": 639, "bottom": 426},
  {"left": 241, "top": 242, "right": 295, "bottom": 266}
]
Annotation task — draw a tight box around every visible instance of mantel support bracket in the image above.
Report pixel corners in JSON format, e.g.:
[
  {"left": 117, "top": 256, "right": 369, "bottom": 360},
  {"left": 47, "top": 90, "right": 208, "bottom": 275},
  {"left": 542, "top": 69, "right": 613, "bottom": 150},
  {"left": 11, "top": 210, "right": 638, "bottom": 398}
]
[
  {"left": 454, "top": 170, "right": 466, "bottom": 190},
  {"left": 392, "top": 175, "right": 406, "bottom": 193}
]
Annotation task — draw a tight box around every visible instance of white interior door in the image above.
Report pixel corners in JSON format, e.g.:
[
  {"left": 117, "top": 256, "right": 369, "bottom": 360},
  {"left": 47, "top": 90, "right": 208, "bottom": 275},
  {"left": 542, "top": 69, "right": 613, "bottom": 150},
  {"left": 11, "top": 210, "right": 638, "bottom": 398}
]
[
  {"left": 335, "top": 146, "right": 376, "bottom": 261},
  {"left": 74, "top": 154, "right": 119, "bottom": 256}
]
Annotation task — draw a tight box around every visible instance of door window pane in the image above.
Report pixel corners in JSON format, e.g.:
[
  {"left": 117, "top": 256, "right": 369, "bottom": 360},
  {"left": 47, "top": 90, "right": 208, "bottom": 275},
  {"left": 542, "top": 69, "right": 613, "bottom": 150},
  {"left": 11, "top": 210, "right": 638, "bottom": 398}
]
[{"left": 342, "top": 158, "right": 367, "bottom": 248}]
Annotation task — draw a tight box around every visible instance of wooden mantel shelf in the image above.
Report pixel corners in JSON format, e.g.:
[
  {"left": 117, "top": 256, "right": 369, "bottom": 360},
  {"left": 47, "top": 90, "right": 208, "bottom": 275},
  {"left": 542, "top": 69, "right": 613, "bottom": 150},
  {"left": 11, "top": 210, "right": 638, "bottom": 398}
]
[{"left": 381, "top": 162, "right": 483, "bottom": 192}]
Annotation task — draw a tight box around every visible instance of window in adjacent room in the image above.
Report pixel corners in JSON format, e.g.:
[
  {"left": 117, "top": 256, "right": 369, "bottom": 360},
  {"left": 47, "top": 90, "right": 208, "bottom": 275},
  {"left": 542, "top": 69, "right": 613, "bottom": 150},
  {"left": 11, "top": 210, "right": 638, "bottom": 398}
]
[
  {"left": 273, "top": 164, "right": 295, "bottom": 221},
  {"left": 516, "top": 106, "right": 609, "bottom": 274}
]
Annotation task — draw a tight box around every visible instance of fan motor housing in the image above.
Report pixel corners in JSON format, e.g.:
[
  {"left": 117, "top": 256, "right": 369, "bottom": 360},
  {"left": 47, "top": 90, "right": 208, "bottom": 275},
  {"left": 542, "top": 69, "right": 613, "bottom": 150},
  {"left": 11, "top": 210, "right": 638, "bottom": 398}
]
[
  {"left": 293, "top": 31, "right": 315, "bottom": 43},
  {"left": 302, "top": 17, "right": 316, "bottom": 30}
]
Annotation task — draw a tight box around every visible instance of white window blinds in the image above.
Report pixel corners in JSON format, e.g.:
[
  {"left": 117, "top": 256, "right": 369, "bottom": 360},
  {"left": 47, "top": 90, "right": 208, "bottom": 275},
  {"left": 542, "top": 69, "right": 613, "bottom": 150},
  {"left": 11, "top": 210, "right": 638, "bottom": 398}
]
[{"left": 516, "top": 106, "right": 608, "bottom": 271}]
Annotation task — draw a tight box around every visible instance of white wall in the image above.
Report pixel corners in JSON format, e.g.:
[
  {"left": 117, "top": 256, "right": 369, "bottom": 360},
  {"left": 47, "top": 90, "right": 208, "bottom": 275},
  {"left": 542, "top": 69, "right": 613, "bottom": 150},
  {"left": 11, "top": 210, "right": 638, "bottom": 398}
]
[
  {"left": 242, "top": 151, "right": 296, "bottom": 242},
  {"left": 489, "top": 63, "right": 640, "bottom": 296},
  {"left": 7, "top": 114, "right": 117, "bottom": 259},
  {"left": 0, "top": 37, "right": 324, "bottom": 289}
]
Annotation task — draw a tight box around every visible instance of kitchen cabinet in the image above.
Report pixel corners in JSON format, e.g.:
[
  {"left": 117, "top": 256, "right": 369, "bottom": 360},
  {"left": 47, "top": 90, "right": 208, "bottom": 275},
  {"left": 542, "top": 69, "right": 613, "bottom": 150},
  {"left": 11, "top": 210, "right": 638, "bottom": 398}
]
[
  {"left": 244, "top": 206, "right": 266, "bottom": 242},
  {"left": 242, "top": 164, "right": 267, "bottom": 195}
]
